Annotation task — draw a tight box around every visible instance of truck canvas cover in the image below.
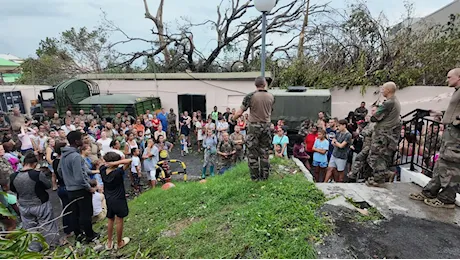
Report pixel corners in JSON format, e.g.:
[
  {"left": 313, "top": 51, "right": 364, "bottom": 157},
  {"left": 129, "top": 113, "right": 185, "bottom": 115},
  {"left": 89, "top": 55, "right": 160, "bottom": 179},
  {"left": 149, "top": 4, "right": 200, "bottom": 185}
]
[{"left": 268, "top": 87, "right": 331, "bottom": 131}]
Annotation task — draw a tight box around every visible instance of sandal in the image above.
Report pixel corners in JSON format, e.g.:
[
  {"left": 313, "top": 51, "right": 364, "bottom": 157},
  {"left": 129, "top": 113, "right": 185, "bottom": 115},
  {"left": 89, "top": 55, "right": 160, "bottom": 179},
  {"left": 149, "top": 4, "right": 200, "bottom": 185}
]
[
  {"left": 365, "top": 179, "right": 384, "bottom": 188},
  {"left": 117, "top": 237, "right": 130, "bottom": 250},
  {"left": 409, "top": 192, "right": 428, "bottom": 201},
  {"left": 105, "top": 241, "right": 114, "bottom": 250},
  {"left": 424, "top": 198, "right": 456, "bottom": 209}
]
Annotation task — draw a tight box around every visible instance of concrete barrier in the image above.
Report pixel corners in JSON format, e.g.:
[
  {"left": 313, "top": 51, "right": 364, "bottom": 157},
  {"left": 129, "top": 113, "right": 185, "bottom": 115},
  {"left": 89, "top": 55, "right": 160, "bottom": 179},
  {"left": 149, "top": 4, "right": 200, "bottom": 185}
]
[
  {"left": 400, "top": 166, "right": 460, "bottom": 206},
  {"left": 291, "top": 157, "right": 314, "bottom": 182}
]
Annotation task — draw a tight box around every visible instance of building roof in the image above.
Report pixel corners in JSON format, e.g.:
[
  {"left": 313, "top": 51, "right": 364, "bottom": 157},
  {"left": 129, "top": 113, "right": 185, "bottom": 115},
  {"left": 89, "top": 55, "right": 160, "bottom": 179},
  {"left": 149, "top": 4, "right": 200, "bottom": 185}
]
[
  {"left": 0, "top": 54, "right": 23, "bottom": 64},
  {"left": 78, "top": 94, "right": 147, "bottom": 105},
  {"left": 0, "top": 73, "right": 21, "bottom": 83},
  {"left": 0, "top": 58, "right": 20, "bottom": 67},
  {"left": 420, "top": 0, "right": 460, "bottom": 26},
  {"left": 76, "top": 71, "right": 272, "bottom": 81},
  {"left": 391, "top": 1, "right": 459, "bottom": 34}
]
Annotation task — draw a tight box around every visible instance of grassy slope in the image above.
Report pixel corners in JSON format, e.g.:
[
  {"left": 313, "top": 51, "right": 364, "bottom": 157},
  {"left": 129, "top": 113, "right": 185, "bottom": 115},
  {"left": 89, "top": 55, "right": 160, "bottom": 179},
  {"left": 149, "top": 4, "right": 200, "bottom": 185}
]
[{"left": 112, "top": 158, "right": 329, "bottom": 258}]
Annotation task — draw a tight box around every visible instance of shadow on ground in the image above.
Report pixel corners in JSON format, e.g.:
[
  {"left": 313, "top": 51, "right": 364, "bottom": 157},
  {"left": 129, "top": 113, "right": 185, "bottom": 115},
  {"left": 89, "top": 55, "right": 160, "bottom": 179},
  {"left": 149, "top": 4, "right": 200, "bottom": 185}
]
[{"left": 317, "top": 204, "right": 460, "bottom": 259}]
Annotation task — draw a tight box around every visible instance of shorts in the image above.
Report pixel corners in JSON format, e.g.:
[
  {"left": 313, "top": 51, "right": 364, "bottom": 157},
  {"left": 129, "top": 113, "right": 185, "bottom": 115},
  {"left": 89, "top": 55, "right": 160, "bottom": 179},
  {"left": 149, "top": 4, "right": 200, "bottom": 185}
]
[
  {"left": 312, "top": 160, "right": 328, "bottom": 168},
  {"left": 181, "top": 127, "right": 190, "bottom": 136},
  {"left": 106, "top": 199, "right": 129, "bottom": 219},
  {"left": 21, "top": 148, "right": 34, "bottom": 154},
  {"left": 328, "top": 155, "right": 347, "bottom": 172},
  {"left": 148, "top": 169, "right": 156, "bottom": 181}
]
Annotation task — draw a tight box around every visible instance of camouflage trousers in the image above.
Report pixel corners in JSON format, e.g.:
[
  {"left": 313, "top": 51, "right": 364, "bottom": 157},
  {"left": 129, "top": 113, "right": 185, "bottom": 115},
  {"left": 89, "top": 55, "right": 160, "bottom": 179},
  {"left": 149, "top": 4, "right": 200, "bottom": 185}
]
[
  {"left": 422, "top": 125, "right": 460, "bottom": 204},
  {"left": 246, "top": 122, "right": 272, "bottom": 180},
  {"left": 234, "top": 148, "right": 244, "bottom": 163},
  {"left": 367, "top": 125, "right": 401, "bottom": 183},
  {"left": 349, "top": 146, "right": 372, "bottom": 180},
  {"left": 167, "top": 124, "right": 177, "bottom": 142},
  {"left": 218, "top": 157, "right": 233, "bottom": 174},
  {"left": 203, "top": 151, "right": 216, "bottom": 168}
]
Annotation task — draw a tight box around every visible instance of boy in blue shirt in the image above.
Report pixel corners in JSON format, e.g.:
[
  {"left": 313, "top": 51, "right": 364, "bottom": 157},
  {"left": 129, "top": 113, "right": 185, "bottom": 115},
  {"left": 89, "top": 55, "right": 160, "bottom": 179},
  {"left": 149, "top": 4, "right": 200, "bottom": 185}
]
[{"left": 312, "top": 129, "right": 329, "bottom": 182}]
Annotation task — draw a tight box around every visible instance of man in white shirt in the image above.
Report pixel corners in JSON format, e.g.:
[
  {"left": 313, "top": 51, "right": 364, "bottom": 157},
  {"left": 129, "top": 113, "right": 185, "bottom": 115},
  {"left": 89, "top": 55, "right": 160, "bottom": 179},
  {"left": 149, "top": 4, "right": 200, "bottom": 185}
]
[{"left": 61, "top": 117, "right": 76, "bottom": 135}]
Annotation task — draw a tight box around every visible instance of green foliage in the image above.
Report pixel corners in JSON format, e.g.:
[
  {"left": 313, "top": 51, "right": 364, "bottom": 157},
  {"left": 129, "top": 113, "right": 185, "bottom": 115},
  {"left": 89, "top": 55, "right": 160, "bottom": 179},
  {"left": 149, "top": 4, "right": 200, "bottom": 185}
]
[
  {"left": 17, "top": 56, "right": 73, "bottom": 85},
  {"left": 52, "top": 241, "right": 109, "bottom": 259},
  {"left": 278, "top": 5, "right": 460, "bottom": 90},
  {"left": 0, "top": 192, "right": 14, "bottom": 218},
  {"left": 18, "top": 26, "right": 114, "bottom": 85},
  {"left": 58, "top": 160, "right": 328, "bottom": 259},
  {"left": 0, "top": 229, "right": 48, "bottom": 259},
  {"left": 355, "top": 207, "right": 384, "bottom": 222}
]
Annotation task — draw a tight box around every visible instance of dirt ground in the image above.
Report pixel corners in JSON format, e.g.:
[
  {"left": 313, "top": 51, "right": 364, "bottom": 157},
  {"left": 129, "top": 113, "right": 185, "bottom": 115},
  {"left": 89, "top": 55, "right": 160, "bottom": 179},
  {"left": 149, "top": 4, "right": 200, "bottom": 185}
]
[{"left": 317, "top": 204, "right": 460, "bottom": 259}]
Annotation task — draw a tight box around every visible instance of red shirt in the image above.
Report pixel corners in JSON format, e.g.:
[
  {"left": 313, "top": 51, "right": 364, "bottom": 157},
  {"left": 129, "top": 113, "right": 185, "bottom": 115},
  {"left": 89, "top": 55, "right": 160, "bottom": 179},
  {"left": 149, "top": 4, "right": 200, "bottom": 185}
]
[
  {"left": 305, "top": 133, "right": 318, "bottom": 153},
  {"left": 152, "top": 119, "right": 160, "bottom": 130}
]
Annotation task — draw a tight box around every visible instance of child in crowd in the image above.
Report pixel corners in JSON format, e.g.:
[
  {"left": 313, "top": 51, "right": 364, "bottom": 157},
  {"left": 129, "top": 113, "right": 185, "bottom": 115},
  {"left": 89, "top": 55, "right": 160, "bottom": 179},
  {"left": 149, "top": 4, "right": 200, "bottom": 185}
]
[
  {"left": 293, "top": 135, "right": 310, "bottom": 170},
  {"left": 312, "top": 129, "right": 329, "bottom": 182},
  {"left": 90, "top": 180, "right": 107, "bottom": 224},
  {"left": 180, "top": 134, "right": 188, "bottom": 156},
  {"left": 1, "top": 188, "right": 20, "bottom": 230},
  {"left": 130, "top": 148, "right": 142, "bottom": 194},
  {"left": 101, "top": 152, "right": 131, "bottom": 250},
  {"left": 93, "top": 160, "right": 104, "bottom": 192},
  {"left": 274, "top": 144, "right": 283, "bottom": 158}
]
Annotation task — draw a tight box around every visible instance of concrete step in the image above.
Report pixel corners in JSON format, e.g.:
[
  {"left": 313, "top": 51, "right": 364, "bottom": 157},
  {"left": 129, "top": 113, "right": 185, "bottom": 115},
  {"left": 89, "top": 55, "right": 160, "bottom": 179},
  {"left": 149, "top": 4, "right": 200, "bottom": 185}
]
[{"left": 316, "top": 182, "right": 460, "bottom": 227}]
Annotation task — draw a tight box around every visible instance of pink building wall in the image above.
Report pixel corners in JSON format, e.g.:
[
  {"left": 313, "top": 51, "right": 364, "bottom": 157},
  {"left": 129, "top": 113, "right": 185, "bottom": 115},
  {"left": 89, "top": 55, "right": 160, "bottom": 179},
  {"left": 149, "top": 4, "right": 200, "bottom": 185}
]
[
  {"left": 7, "top": 82, "right": 454, "bottom": 120},
  {"left": 93, "top": 79, "right": 254, "bottom": 116}
]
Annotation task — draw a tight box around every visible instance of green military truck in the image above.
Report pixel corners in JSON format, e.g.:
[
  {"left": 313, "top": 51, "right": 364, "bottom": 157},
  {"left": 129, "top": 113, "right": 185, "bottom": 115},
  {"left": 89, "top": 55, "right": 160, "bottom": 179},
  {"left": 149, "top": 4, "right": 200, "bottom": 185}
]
[
  {"left": 269, "top": 86, "right": 332, "bottom": 155},
  {"left": 269, "top": 86, "right": 331, "bottom": 131},
  {"left": 34, "top": 78, "right": 161, "bottom": 119}
]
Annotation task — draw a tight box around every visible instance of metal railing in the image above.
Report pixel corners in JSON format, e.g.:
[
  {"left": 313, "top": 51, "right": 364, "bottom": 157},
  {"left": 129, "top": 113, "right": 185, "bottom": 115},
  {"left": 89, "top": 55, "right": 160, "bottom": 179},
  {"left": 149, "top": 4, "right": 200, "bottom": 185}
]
[{"left": 393, "top": 109, "right": 443, "bottom": 177}]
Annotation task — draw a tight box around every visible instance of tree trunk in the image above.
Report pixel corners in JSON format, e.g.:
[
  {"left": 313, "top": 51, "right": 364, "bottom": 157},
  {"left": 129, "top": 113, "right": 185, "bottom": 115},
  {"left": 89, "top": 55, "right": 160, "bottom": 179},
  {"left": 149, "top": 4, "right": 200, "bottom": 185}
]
[
  {"left": 143, "top": 0, "right": 171, "bottom": 65},
  {"left": 297, "top": 0, "right": 310, "bottom": 59}
]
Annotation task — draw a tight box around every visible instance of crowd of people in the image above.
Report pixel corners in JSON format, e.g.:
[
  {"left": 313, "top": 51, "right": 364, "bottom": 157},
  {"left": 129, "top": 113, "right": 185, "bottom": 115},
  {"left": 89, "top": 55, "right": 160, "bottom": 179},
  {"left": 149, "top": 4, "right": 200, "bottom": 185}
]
[
  {"left": 0, "top": 68, "right": 458, "bottom": 253},
  {"left": 0, "top": 105, "right": 254, "bottom": 250},
  {"left": 288, "top": 103, "right": 443, "bottom": 184}
]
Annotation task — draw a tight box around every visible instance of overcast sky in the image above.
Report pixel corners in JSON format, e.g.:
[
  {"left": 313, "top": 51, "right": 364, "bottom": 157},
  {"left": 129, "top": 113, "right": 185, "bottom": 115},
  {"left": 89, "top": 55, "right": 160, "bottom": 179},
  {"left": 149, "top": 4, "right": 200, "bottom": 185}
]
[{"left": 0, "top": 0, "right": 453, "bottom": 59}]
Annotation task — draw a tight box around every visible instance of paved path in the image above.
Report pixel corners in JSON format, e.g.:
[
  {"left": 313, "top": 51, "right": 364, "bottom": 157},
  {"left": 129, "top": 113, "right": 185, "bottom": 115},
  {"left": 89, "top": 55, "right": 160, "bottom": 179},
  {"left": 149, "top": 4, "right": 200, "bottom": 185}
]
[{"left": 316, "top": 182, "right": 460, "bottom": 258}]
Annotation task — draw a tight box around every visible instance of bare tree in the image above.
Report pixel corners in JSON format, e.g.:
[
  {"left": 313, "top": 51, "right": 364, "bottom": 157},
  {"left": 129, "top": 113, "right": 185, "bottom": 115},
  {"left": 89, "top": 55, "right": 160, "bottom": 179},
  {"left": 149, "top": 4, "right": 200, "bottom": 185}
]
[
  {"left": 297, "top": 0, "right": 310, "bottom": 59},
  {"left": 102, "top": 0, "right": 327, "bottom": 72},
  {"left": 188, "top": 0, "right": 328, "bottom": 72},
  {"left": 142, "top": 0, "right": 172, "bottom": 65}
]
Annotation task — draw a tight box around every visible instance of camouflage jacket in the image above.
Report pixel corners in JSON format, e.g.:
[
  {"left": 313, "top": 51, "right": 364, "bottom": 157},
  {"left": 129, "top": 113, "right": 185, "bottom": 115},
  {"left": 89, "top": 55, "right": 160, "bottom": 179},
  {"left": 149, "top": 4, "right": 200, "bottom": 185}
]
[
  {"left": 229, "top": 132, "right": 245, "bottom": 150},
  {"left": 360, "top": 122, "right": 375, "bottom": 147},
  {"left": 218, "top": 140, "right": 235, "bottom": 156},
  {"left": 0, "top": 157, "right": 14, "bottom": 187},
  {"left": 167, "top": 113, "right": 177, "bottom": 126}
]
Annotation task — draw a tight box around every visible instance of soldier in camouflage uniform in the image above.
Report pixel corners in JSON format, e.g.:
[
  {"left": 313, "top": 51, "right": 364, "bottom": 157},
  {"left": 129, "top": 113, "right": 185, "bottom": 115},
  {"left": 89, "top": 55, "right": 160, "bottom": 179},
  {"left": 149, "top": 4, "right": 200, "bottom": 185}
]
[
  {"left": 232, "top": 77, "right": 275, "bottom": 181},
  {"left": 410, "top": 68, "right": 460, "bottom": 209},
  {"left": 348, "top": 106, "right": 377, "bottom": 181},
  {"left": 230, "top": 126, "right": 245, "bottom": 162},
  {"left": 167, "top": 108, "right": 177, "bottom": 142},
  {"left": 366, "top": 82, "right": 402, "bottom": 187},
  {"left": 420, "top": 123, "right": 442, "bottom": 175},
  {"left": 217, "top": 132, "right": 236, "bottom": 174}
]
